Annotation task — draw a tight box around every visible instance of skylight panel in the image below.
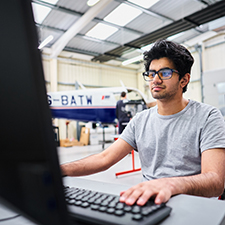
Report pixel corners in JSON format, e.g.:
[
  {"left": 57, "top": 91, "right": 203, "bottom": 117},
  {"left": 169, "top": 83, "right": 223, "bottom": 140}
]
[
  {"left": 87, "top": 0, "right": 100, "bottom": 6},
  {"left": 85, "top": 23, "right": 118, "bottom": 40},
  {"left": 128, "top": 0, "right": 160, "bottom": 9},
  {"left": 42, "top": 0, "right": 59, "bottom": 4},
  {"left": 104, "top": 3, "right": 142, "bottom": 26},
  {"left": 32, "top": 3, "right": 51, "bottom": 24}
]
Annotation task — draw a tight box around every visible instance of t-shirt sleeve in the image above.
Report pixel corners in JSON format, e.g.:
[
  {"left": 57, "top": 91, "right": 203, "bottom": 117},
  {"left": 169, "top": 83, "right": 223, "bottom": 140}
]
[
  {"left": 120, "top": 115, "right": 138, "bottom": 150},
  {"left": 200, "top": 107, "right": 225, "bottom": 152}
]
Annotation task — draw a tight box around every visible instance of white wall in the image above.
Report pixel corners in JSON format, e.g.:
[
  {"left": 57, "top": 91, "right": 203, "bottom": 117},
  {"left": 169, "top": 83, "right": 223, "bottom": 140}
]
[
  {"left": 202, "top": 33, "right": 225, "bottom": 116},
  {"left": 183, "top": 50, "right": 202, "bottom": 102},
  {"left": 203, "top": 34, "right": 225, "bottom": 71}
]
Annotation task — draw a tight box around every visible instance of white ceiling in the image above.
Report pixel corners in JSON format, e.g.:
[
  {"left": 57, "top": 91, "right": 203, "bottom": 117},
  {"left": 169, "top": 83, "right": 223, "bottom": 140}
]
[{"left": 33, "top": 0, "right": 225, "bottom": 66}]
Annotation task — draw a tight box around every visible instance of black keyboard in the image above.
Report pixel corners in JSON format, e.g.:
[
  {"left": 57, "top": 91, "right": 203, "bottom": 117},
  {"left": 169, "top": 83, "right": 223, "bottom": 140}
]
[{"left": 64, "top": 186, "right": 172, "bottom": 225}]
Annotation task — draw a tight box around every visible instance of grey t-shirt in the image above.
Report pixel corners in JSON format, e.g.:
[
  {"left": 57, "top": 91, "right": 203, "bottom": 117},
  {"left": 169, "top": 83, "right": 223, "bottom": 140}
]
[{"left": 120, "top": 99, "right": 225, "bottom": 181}]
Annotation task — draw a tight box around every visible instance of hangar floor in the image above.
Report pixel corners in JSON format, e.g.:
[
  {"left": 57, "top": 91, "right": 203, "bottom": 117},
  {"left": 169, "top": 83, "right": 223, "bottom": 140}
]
[{"left": 57, "top": 143, "right": 142, "bottom": 187}]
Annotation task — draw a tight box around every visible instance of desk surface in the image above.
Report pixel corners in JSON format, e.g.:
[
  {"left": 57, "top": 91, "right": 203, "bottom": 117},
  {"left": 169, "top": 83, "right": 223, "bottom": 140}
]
[
  {"left": 64, "top": 177, "right": 225, "bottom": 225},
  {"left": 1, "top": 177, "right": 225, "bottom": 225}
]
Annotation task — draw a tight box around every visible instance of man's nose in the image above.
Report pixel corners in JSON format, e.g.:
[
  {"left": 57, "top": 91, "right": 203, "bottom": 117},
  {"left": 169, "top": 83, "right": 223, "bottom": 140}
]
[{"left": 152, "top": 73, "right": 162, "bottom": 84}]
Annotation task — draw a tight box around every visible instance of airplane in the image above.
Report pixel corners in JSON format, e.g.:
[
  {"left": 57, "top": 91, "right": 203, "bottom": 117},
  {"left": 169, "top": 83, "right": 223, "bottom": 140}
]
[{"left": 48, "top": 81, "right": 150, "bottom": 124}]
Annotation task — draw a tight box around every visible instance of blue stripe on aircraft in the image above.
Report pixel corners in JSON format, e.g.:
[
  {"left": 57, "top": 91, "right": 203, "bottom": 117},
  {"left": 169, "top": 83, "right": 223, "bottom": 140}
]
[{"left": 50, "top": 108, "right": 116, "bottom": 124}]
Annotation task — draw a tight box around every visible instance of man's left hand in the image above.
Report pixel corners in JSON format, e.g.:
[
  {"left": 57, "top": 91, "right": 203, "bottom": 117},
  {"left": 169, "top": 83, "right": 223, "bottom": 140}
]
[{"left": 119, "top": 178, "right": 175, "bottom": 206}]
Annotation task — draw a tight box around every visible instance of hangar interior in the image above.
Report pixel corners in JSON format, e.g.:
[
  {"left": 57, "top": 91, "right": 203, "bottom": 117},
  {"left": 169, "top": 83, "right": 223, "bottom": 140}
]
[
  {"left": 31, "top": 0, "right": 225, "bottom": 188},
  {"left": 1, "top": 1, "right": 225, "bottom": 224},
  {"left": 33, "top": 0, "right": 225, "bottom": 143}
]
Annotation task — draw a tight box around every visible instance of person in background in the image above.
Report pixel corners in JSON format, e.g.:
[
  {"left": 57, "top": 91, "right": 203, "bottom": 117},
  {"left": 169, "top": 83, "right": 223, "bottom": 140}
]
[
  {"left": 60, "top": 39, "right": 225, "bottom": 206},
  {"left": 116, "top": 91, "right": 130, "bottom": 134}
]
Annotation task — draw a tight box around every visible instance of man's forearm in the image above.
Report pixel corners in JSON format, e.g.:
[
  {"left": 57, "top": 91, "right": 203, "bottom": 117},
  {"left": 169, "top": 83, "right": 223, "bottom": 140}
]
[
  {"left": 60, "top": 153, "right": 109, "bottom": 177},
  {"left": 60, "top": 139, "right": 133, "bottom": 177},
  {"left": 170, "top": 172, "right": 224, "bottom": 198}
]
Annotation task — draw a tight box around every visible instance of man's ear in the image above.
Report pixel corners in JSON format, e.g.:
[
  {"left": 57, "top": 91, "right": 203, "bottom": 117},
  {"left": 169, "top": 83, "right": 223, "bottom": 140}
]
[{"left": 180, "top": 73, "right": 190, "bottom": 88}]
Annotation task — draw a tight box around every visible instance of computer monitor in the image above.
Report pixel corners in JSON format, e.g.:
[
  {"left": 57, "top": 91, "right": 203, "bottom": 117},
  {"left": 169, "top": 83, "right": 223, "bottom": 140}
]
[{"left": 0, "top": 0, "right": 72, "bottom": 224}]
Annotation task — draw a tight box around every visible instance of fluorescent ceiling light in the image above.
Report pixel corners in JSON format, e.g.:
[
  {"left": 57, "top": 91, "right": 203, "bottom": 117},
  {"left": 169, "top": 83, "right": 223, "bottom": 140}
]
[
  {"left": 42, "top": 0, "right": 59, "bottom": 4},
  {"left": 122, "top": 54, "right": 143, "bottom": 66},
  {"left": 86, "top": 23, "right": 118, "bottom": 40},
  {"left": 38, "top": 35, "right": 54, "bottom": 49},
  {"left": 104, "top": 3, "right": 142, "bottom": 26},
  {"left": 32, "top": 3, "right": 51, "bottom": 24},
  {"left": 128, "top": 0, "right": 160, "bottom": 9},
  {"left": 87, "top": 0, "right": 100, "bottom": 6}
]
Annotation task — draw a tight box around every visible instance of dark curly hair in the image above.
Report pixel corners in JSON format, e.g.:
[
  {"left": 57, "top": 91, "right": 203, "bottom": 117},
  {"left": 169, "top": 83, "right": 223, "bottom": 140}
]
[
  {"left": 121, "top": 91, "right": 126, "bottom": 97},
  {"left": 143, "top": 39, "right": 194, "bottom": 93}
]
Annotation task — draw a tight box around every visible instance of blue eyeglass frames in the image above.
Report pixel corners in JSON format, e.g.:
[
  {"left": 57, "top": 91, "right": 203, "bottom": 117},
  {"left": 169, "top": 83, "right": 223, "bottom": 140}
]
[{"left": 142, "top": 68, "right": 179, "bottom": 81}]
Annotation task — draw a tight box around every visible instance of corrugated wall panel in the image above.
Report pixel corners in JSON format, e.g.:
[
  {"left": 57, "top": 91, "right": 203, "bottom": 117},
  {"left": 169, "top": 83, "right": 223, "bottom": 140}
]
[
  {"left": 56, "top": 59, "right": 138, "bottom": 91},
  {"left": 100, "top": 68, "right": 137, "bottom": 88},
  {"left": 190, "top": 51, "right": 201, "bottom": 82},
  {"left": 184, "top": 50, "right": 202, "bottom": 102},
  {"left": 204, "top": 41, "right": 225, "bottom": 71},
  {"left": 184, "top": 81, "right": 202, "bottom": 102}
]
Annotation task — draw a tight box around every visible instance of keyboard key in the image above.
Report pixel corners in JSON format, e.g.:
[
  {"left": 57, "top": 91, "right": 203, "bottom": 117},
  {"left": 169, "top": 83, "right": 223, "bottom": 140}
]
[
  {"left": 81, "top": 202, "right": 89, "bottom": 208},
  {"left": 108, "top": 201, "right": 117, "bottom": 208},
  {"left": 90, "top": 204, "right": 99, "bottom": 210},
  {"left": 67, "top": 199, "right": 75, "bottom": 204},
  {"left": 116, "top": 202, "right": 124, "bottom": 210},
  {"left": 142, "top": 208, "right": 153, "bottom": 216},
  {"left": 74, "top": 200, "right": 82, "bottom": 206},
  {"left": 114, "top": 210, "right": 125, "bottom": 216},
  {"left": 124, "top": 205, "right": 132, "bottom": 212},
  {"left": 94, "top": 199, "right": 102, "bottom": 205},
  {"left": 106, "top": 196, "right": 114, "bottom": 201},
  {"left": 101, "top": 201, "right": 109, "bottom": 206},
  {"left": 132, "top": 214, "right": 143, "bottom": 221},
  {"left": 99, "top": 206, "right": 107, "bottom": 212},
  {"left": 88, "top": 198, "right": 96, "bottom": 204},
  {"left": 106, "top": 208, "right": 115, "bottom": 214},
  {"left": 132, "top": 205, "right": 141, "bottom": 214}
]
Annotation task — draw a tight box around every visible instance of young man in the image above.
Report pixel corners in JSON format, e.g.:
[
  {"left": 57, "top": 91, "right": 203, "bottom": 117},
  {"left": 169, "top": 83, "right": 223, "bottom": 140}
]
[
  {"left": 61, "top": 40, "right": 225, "bottom": 206},
  {"left": 116, "top": 91, "right": 130, "bottom": 134}
]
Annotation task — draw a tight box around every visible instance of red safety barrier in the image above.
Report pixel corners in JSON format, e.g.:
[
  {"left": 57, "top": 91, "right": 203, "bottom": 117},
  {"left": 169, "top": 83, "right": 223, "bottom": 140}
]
[
  {"left": 114, "top": 136, "right": 141, "bottom": 177},
  {"left": 115, "top": 149, "right": 141, "bottom": 177}
]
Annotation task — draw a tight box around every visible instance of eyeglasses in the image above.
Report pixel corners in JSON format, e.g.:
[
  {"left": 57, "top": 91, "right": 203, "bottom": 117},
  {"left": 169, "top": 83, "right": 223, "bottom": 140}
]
[{"left": 142, "top": 68, "right": 179, "bottom": 81}]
